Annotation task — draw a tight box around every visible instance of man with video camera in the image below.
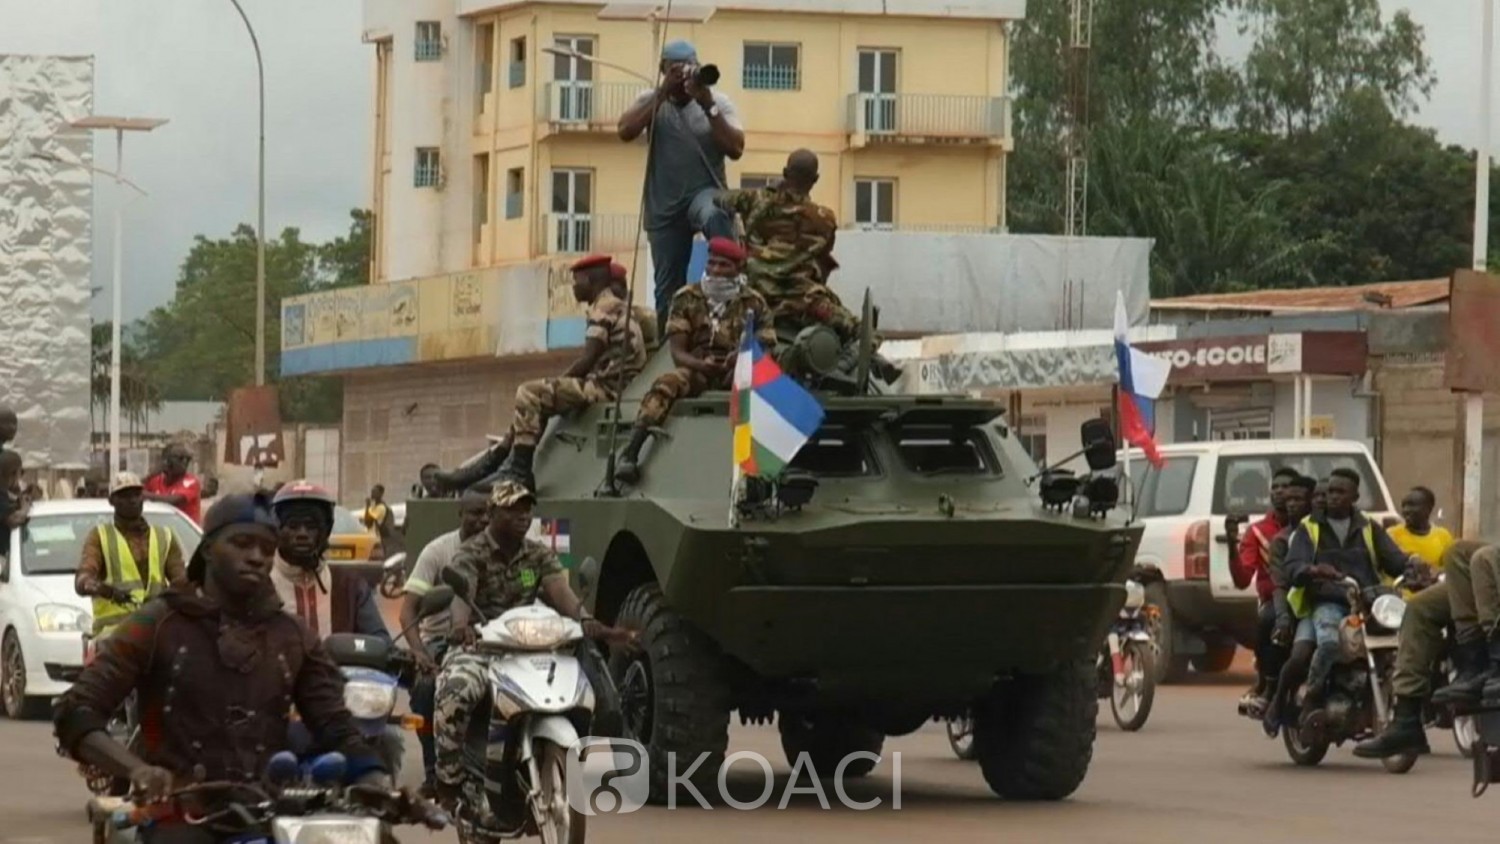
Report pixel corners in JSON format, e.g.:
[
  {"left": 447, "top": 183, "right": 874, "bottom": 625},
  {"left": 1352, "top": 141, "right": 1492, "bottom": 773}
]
[{"left": 618, "top": 39, "right": 746, "bottom": 333}]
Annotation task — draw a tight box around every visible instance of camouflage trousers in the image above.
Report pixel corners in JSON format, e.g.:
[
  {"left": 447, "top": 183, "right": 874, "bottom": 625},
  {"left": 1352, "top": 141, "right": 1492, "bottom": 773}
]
[
  {"left": 760, "top": 282, "right": 860, "bottom": 343},
  {"left": 433, "top": 652, "right": 491, "bottom": 789},
  {"left": 511, "top": 376, "right": 614, "bottom": 446},
  {"left": 636, "top": 365, "right": 727, "bottom": 428}
]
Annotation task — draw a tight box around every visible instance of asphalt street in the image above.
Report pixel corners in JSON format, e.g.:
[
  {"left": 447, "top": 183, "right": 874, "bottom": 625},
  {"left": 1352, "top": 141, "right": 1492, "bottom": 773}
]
[{"left": 2, "top": 661, "right": 1494, "bottom": 843}]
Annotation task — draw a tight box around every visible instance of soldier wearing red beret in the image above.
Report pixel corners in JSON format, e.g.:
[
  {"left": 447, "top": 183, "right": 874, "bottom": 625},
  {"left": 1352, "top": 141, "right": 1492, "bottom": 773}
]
[{"left": 614, "top": 236, "right": 776, "bottom": 485}]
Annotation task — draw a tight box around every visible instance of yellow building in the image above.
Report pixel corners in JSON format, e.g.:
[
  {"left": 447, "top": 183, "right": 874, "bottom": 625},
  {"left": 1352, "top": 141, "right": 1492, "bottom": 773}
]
[{"left": 283, "top": 0, "right": 1024, "bottom": 498}]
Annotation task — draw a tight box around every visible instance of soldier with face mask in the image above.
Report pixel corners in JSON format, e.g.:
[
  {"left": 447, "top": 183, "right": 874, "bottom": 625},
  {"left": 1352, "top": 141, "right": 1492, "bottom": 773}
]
[{"left": 614, "top": 237, "right": 775, "bottom": 485}]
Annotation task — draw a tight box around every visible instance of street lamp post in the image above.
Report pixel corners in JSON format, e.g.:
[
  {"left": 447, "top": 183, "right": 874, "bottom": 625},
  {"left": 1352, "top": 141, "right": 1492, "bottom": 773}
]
[
  {"left": 228, "top": 0, "right": 268, "bottom": 387},
  {"left": 68, "top": 116, "right": 168, "bottom": 477}
]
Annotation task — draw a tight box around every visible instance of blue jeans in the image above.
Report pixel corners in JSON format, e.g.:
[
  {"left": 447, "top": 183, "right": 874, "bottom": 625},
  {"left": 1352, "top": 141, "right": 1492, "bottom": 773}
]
[
  {"left": 646, "top": 189, "right": 735, "bottom": 322},
  {"left": 1297, "top": 602, "right": 1349, "bottom": 693}
]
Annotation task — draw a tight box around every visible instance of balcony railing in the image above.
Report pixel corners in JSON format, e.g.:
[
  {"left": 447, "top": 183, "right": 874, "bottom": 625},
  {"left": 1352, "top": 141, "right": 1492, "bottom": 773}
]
[
  {"left": 543, "top": 213, "right": 644, "bottom": 254},
  {"left": 842, "top": 222, "right": 1008, "bottom": 235},
  {"left": 846, "top": 93, "right": 1011, "bottom": 142},
  {"left": 541, "top": 81, "right": 643, "bottom": 128}
]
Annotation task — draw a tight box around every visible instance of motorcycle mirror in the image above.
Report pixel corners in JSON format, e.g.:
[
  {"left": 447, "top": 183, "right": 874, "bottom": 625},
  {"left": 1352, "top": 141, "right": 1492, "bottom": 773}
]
[
  {"left": 1080, "top": 419, "right": 1116, "bottom": 471},
  {"left": 440, "top": 566, "right": 472, "bottom": 596},
  {"left": 265, "top": 751, "right": 301, "bottom": 786},
  {"left": 309, "top": 752, "right": 347, "bottom": 787},
  {"left": 419, "top": 585, "right": 455, "bottom": 617}
]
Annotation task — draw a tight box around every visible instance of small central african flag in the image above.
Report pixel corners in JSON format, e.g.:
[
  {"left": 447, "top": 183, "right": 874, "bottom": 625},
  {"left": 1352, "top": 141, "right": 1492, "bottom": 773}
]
[{"left": 730, "top": 313, "right": 824, "bottom": 478}]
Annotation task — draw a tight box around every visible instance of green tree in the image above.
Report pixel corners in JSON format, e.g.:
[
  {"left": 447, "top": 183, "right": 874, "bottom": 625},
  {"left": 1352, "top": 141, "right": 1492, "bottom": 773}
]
[
  {"left": 91, "top": 321, "right": 163, "bottom": 442},
  {"left": 132, "top": 209, "right": 371, "bottom": 424}
]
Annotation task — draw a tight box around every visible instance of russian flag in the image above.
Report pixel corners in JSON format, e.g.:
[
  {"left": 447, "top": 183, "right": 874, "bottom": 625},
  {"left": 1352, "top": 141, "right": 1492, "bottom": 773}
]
[{"left": 1114, "top": 291, "right": 1171, "bottom": 468}]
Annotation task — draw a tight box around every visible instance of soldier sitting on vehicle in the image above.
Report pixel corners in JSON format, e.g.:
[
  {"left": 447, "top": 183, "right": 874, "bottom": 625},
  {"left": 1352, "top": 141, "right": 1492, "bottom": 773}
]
[
  {"left": 614, "top": 237, "right": 776, "bottom": 485},
  {"left": 493, "top": 254, "right": 647, "bottom": 492},
  {"left": 610, "top": 261, "right": 659, "bottom": 352}
]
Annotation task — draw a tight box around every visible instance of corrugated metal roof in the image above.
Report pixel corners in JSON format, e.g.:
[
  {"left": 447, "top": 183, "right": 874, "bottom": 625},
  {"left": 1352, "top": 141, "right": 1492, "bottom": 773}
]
[{"left": 1152, "top": 279, "right": 1450, "bottom": 313}]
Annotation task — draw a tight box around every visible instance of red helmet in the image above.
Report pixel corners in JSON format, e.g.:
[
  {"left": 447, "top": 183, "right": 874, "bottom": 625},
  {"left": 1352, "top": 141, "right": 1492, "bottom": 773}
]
[{"left": 272, "top": 480, "right": 336, "bottom": 519}]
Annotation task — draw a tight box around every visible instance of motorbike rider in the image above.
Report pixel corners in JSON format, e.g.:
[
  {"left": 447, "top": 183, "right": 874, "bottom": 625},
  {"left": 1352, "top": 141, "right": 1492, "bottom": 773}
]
[
  {"left": 433, "top": 480, "right": 635, "bottom": 818},
  {"left": 1282, "top": 468, "right": 1431, "bottom": 720},
  {"left": 400, "top": 485, "right": 491, "bottom": 796},
  {"left": 268, "top": 481, "right": 404, "bottom": 772},
  {"left": 1256, "top": 475, "right": 1313, "bottom": 734},
  {"left": 1231, "top": 467, "right": 1299, "bottom": 716},
  {"left": 53, "top": 492, "right": 397, "bottom": 842},
  {"left": 1354, "top": 539, "right": 1498, "bottom": 758},
  {"left": 75, "top": 472, "right": 189, "bottom": 638}
]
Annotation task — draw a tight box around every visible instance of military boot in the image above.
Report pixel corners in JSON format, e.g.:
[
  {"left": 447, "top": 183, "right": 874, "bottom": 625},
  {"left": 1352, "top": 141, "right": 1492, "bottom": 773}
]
[
  {"left": 1353, "top": 695, "right": 1431, "bottom": 757},
  {"left": 1433, "top": 638, "right": 1495, "bottom": 706},
  {"left": 433, "top": 439, "right": 510, "bottom": 494},
  {"left": 497, "top": 444, "right": 537, "bottom": 493},
  {"left": 612, "top": 428, "right": 652, "bottom": 486}
]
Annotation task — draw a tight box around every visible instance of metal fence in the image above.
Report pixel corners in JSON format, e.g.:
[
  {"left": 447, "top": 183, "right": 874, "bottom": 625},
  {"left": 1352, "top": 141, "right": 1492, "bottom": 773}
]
[
  {"left": 846, "top": 93, "right": 1011, "bottom": 138},
  {"left": 543, "top": 213, "right": 644, "bottom": 254},
  {"left": 542, "top": 81, "right": 643, "bottom": 125}
]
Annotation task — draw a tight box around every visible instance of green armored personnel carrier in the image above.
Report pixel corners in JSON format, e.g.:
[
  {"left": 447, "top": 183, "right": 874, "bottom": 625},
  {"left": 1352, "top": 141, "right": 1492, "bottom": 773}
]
[{"left": 408, "top": 314, "right": 1142, "bottom": 804}]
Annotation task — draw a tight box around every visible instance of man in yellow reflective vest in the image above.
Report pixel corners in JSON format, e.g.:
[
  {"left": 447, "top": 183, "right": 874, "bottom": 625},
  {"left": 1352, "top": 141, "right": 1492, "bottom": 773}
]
[{"left": 75, "top": 473, "right": 188, "bottom": 637}]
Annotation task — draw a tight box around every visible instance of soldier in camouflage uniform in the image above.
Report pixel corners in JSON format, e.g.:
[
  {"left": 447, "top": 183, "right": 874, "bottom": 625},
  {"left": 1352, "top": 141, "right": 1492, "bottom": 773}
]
[
  {"left": 433, "top": 480, "right": 633, "bottom": 819},
  {"left": 495, "top": 254, "right": 648, "bottom": 491},
  {"left": 714, "top": 149, "right": 859, "bottom": 342},
  {"left": 615, "top": 238, "right": 775, "bottom": 485}
]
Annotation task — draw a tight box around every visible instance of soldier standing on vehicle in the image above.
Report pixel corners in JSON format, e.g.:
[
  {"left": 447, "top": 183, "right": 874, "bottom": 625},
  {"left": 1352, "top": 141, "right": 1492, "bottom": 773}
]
[
  {"left": 614, "top": 237, "right": 775, "bottom": 485},
  {"left": 432, "top": 481, "right": 634, "bottom": 819},
  {"left": 493, "top": 260, "right": 646, "bottom": 491},
  {"left": 618, "top": 40, "right": 744, "bottom": 330},
  {"left": 75, "top": 473, "right": 188, "bottom": 638},
  {"left": 714, "top": 149, "right": 859, "bottom": 342},
  {"left": 400, "top": 486, "right": 490, "bottom": 796}
]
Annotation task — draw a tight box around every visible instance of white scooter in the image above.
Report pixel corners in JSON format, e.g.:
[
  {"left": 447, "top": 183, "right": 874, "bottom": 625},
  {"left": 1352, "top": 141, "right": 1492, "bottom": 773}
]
[{"left": 434, "top": 568, "right": 592, "bottom": 844}]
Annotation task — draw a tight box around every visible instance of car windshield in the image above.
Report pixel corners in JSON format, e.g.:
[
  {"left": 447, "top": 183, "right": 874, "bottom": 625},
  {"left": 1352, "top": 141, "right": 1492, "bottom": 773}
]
[
  {"left": 19, "top": 511, "right": 202, "bottom": 576},
  {"left": 332, "top": 506, "right": 365, "bottom": 534},
  {"left": 1213, "top": 452, "right": 1389, "bottom": 515}
]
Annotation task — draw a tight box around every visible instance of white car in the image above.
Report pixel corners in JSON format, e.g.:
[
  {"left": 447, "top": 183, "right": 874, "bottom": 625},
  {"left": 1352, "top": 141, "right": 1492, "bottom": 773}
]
[
  {"left": 1, "top": 500, "right": 202, "bottom": 719},
  {"left": 1124, "top": 439, "right": 1397, "bottom": 683}
]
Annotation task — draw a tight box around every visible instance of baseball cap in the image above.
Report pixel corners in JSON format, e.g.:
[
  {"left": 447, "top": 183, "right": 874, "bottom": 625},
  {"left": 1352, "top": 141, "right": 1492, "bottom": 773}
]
[
  {"left": 662, "top": 40, "right": 698, "bottom": 63},
  {"left": 109, "top": 472, "right": 143, "bottom": 496},
  {"left": 490, "top": 479, "right": 537, "bottom": 510}
]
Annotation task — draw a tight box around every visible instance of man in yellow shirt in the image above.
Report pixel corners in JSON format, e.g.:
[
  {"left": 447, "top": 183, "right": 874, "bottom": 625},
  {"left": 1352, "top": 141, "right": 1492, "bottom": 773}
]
[{"left": 1388, "top": 486, "right": 1455, "bottom": 569}]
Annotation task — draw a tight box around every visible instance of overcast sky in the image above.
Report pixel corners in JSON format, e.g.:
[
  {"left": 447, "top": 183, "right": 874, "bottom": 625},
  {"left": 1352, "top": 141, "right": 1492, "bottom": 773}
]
[{"left": 0, "top": 0, "right": 1490, "bottom": 322}]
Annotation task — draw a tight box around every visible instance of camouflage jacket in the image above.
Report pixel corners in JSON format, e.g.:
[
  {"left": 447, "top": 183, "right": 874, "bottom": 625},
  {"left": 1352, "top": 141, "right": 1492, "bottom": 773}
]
[
  {"left": 449, "top": 531, "right": 567, "bottom": 619},
  {"left": 666, "top": 283, "right": 776, "bottom": 356},
  {"left": 715, "top": 185, "right": 838, "bottom": 298},
  {"left": 585, "top": 288, "right": 647, "bottom": 388}
]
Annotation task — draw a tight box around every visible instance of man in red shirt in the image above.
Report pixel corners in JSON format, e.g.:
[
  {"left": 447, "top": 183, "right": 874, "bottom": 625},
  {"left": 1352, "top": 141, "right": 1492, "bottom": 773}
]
[
  {"left": 143, "top": 443, "right": 203, "bottom": 525},
  {"left": 1232, "top": 466, "right": 1300, "bottom": 714}
]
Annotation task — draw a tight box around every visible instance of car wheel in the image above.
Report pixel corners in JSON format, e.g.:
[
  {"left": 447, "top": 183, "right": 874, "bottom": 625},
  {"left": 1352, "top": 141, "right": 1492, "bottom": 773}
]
[{"left": 2, "top": 629, "right": 45, "bottom": 720}]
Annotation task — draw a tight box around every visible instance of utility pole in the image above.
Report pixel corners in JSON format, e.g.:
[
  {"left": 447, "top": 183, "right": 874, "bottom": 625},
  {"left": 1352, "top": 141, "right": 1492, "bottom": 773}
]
[{"left": 1462, "top": 0, "right": 1492, "bottom": 539}]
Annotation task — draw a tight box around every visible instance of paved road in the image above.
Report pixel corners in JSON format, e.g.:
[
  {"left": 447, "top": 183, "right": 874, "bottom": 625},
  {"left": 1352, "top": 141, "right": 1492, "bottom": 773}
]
[{"left": 2, "top": 665, "right": 1493, "bottom": 843}]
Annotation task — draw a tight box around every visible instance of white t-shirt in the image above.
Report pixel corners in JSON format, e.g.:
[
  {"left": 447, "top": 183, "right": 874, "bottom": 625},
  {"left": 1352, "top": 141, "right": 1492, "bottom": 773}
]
[{"left": 404, "top": 529, "right": 467, "bottom": 645}]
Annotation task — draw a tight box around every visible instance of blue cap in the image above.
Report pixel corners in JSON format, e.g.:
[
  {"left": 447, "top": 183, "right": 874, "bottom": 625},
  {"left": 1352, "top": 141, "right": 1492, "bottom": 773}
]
[{"left": 661, "top": 40, "right": 698, "bottom": 63}]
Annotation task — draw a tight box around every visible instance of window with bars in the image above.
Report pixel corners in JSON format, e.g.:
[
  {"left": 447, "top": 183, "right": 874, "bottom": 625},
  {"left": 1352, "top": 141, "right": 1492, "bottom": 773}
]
[
  {"left": 415, "top": 21, "right": 443, "bottom": 61},
  {"left": 506, "top": 168, "right": 524, "bottom": 219},
  {"left": 740, "top": 174, "right": 777, "bottom": 190},
  {"left": 551, "top": 168, "right": 593, "bottom": 252},
  {"left": 509, "top": 37, "right": 527, "bottom": 87},
  {"left": 742, "top": 43, "right": 800, "bottom": 91},
  {"left": 415, "top": 147, "right": 441, "bottom": 188}
]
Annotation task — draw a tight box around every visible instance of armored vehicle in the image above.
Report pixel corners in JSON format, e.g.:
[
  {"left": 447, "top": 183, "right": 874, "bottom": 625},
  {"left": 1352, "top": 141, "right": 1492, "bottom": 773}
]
[{"left": 408, "top": 313, "right": 1142, "bottom": 804}]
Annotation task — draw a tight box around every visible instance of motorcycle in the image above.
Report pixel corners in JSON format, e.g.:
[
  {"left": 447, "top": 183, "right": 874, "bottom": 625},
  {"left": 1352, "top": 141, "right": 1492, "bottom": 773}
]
[
  {"left": 1281, "top": 577, "right": 1416, "bottom": 774},
  {"left": 88, "top": 750, "right": 448, "bottom": 843},
  {"left": 1097, "top": 566, "right": 1162, "bottom": 732},
  {"left": 78, "top": 621, "right": 140, "bottom": 797},
  {"left": 434, "top": 568, "right": 592, "bottom": 844}
]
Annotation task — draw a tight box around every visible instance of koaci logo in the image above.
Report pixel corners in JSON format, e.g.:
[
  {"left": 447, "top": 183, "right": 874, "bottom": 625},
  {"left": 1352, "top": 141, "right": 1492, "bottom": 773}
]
[
  {"left": 566, "top": 737, "right": 650, "bottom": 816},
  {"left": 565, "top": 736, "right": 903, "bottom": 813}
]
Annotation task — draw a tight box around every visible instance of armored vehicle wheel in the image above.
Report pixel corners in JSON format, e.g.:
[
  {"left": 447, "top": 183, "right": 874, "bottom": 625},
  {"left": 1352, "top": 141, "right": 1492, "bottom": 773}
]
[
  {"left": 973, "top": 659, "right": 1097, "bottom": 800},
  {"left": 610, "top": 583, "right": 731, "bottom": 805},
  {"left": 778, "top": 714, "right": 884, "bottom": 778}
]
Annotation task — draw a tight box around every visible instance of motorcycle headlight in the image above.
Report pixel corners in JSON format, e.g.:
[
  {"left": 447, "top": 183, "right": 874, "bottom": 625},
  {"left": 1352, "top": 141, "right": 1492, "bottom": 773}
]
[
  {"left": 272, "top": 817, "right": 382, "bottom": 843},
  {"left": 503, "top": 616, "right": 569, "bottom": 649},
  {"left": 1123, "top": 580, "right": 1146, "bottom": 610},
  {"left": 342, "top": 679, "right": 397, "bottom": 720},
  {"left": 1371, "top": 594, "right": 1407, "bottom": 631},
  {"left": 35, "top": 604, "right": 90, "bottom": 634}
]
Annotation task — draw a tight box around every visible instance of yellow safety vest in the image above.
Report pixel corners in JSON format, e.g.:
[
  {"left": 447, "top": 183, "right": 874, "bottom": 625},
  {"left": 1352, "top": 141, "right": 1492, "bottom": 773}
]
[
  {"left": 1287, "top": 517, "right": 1379, "bottom": 620},
  {"left": 92, "top": 524, "right": 170, "bottom": 636}
]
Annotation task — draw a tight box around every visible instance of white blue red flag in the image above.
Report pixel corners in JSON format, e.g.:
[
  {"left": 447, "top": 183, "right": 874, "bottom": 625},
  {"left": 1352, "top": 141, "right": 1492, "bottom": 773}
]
[{"left": 1113, "top": 291, "right": 1171, "bottom": 468}]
